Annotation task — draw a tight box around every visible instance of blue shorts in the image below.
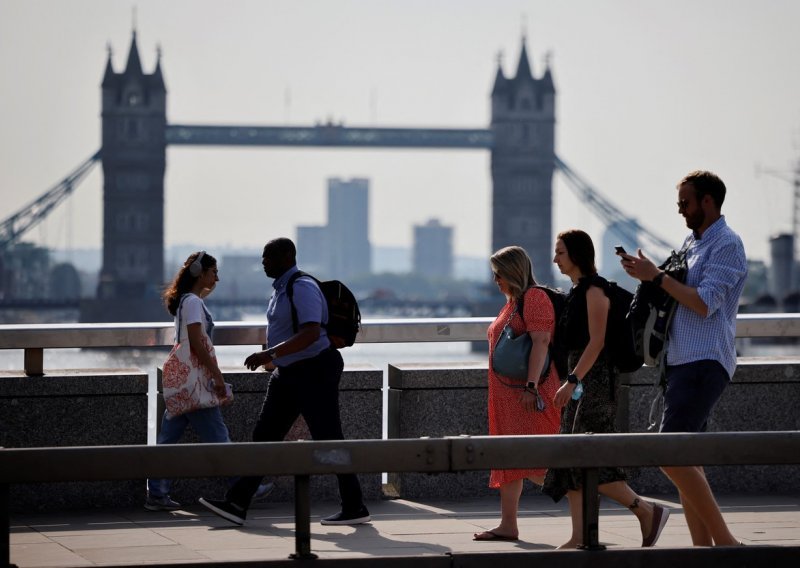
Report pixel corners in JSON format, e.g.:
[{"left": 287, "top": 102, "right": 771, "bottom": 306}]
[{"left": 660, "top": 359, "right": 729, "bottom": 433}]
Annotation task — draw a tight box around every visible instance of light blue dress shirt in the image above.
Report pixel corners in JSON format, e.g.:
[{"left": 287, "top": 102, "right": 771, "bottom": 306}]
[
  {"left": 266, "top": 266, "right": 330, "bottom": 367},
  {"left": 667, "top": 216, "right": 747, "bottom": 379}
]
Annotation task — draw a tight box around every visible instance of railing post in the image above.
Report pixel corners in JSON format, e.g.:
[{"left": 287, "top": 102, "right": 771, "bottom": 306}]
[
  {"left": 23, "top": 348, "right": 43, "bottom": 377},
  {"left": 289, "top": 475, "right": 317, "bottom": 560},
  {"left": 578, "top": 467, "right": 606, "bottom": 551},
  {"left": 2, "top": 482, "right": 15, "bottom": 568}
]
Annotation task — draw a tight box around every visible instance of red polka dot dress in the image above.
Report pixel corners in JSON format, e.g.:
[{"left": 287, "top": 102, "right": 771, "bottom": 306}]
[{"left": 486, "top": 287, "right": 562, "bottom": 488}]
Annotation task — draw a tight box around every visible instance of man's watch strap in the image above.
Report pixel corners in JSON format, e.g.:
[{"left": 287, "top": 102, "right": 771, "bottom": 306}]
[
  {"left": 266, "top": 347, "right": 277, "bottom": 359},
  {"left": 652, "top": 271, "right": 666, "bottom": 287},
  {"left": 567, "top": 373, "right": 580, "bottom": 384}
]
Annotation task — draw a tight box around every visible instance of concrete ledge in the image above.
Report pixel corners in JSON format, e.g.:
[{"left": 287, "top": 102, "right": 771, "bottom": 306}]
[
  {"left": 626, "top": 359, "right": 800, "bottom": 494},
  {"left": 387, "top": 360, "right": 800, "bottom": 499},
  {"left": 0, "top": 369, "right": 147, "bottom": 511},
  {"left": 388, "top": 362, "right": 496, "bottom": 499},
  {"left": 155, "top": 365, "right": 383, "bottom": 506}
]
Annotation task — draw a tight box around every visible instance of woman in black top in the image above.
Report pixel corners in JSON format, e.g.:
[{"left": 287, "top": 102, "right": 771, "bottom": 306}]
[{"left": 543, "top": 230, "right": 669, "bottom": 549}]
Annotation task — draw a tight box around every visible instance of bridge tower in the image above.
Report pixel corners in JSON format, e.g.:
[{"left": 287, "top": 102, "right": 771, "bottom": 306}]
[
  {"left": 490, "top": 38, "right": 556, "bottom": 284},
  {"left": 82, "top": 31, "right": 167, "bottom": 322}
]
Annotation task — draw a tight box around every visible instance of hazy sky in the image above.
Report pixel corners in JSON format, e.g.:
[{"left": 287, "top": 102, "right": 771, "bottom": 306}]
[{"left": 2, "top": 0, "right": 799, "bottom": 267}]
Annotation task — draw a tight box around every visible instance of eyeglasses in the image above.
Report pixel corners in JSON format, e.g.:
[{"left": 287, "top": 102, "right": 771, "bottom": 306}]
[
  {"left": 492, "top": 271, "right": 502, "bottom": 281},
  {"left": 677, "top": 199, "right": 690, "bottom": 210}
]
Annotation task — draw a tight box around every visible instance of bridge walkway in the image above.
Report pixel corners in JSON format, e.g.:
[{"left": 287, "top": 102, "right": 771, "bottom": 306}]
[{"left": 10, "top": 493, "right": 799, "bottom": 567}]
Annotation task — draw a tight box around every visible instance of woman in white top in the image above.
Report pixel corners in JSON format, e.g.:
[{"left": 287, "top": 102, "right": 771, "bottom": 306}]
[{"left": 146, "top": 251, "right": 272, "bottom": 510}]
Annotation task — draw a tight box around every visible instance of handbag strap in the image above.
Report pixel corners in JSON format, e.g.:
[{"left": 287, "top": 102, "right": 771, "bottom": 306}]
[
  {"left": 506, "top": 292, "right": 526, "bottom": 325},
  {"left": 495, "top": 287, "right": 556, "bottom": 386},
  {"left": 495, "top": 290, "right": 527, "bottom": 352},
  {"left": 175, "top": 294, "right": 192, "bottom": 343}
]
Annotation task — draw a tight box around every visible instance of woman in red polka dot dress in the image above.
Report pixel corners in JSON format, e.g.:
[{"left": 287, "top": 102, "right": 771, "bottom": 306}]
[{"left": 473, "top": 246, "right": 562, "bottom": 542}]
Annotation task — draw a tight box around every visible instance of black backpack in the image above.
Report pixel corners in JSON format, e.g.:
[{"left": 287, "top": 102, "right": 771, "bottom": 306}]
[
  {"left": 286, "top": 271, "right": 361, "bottom": 348},
  {"left": 629, "top": 245, "right": 690, "bottom": 367},
  {"left": 601, "top": 280, "right": 644, "bottom": 373},
  {"left": 532, "top": 285, "right": 568, "bottom": 382}
]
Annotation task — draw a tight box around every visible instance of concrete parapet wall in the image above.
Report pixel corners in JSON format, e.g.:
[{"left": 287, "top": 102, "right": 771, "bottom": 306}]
[
  {"left": 4, "top": 357, "right": 797, "bottom": 510},
  {"left": 387, "top": 359, "right": 800, "bottom": 499},
  {"left": 156, "top": 364, "right": 383, "bottom": 506},
  {"left": 625, "top": 357, "right": 800, "bottom": 494},
  {"left": 387, "top": 362, "right": 496, "bottom": 498},
  {"left": 0, "top": 369, "right": 148, "bottom": 511}
]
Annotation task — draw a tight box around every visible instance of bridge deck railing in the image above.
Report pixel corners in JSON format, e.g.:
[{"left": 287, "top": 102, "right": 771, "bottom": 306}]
[
  {"left": 2, "top": 431, "right": 799, "bottom": 563},
  {"left": 1, "top": 313, "right": 799, "bottom": 375}
]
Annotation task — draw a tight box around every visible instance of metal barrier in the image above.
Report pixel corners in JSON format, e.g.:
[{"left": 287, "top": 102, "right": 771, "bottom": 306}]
[
  {"left": 1, "top": 313, "right": 799, "bottom": 375},
  {"left": 2, "top": 431, "right": 800, "bottom": 563}
]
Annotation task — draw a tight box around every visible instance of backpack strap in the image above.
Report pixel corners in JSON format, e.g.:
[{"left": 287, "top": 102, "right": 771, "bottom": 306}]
[
  {"left": 531, "top": 285, "right": 556, "bottom": 338},
  {"left": 286, "top": 271, "right": 307, "bottom": 334},
  {"left": 286, "top": 270, "right": 327, "bottom": 334}
]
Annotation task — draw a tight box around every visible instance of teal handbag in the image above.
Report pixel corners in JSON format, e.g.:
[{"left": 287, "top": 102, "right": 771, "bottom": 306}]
[{"left": 492, "top": 295, "right": 550, "bottom": 385}]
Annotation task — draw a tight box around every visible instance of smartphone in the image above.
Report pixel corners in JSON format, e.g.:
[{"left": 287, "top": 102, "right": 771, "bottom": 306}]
[{"left": 614, "top": 245, "right": 627, "bottom": 255}]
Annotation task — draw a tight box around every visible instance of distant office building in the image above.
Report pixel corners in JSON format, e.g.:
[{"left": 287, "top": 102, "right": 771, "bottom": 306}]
[
  {"left": 0, "top": 242, "right": 50, "bottom": 300},
  {"left": 327, "top": 178, "right": 371, "bottom": 279},
  {"left": 413, "top": 218, "right": 453, "bottom": 279},
  {"left": 49, "top": 263, "right": 82, "bottom": 300},
  {"left": 769, "top": 233, "right": 795, "bottom": 300},
  {"left": 296, "top": 225, "right": 330, "bottom": 276}
]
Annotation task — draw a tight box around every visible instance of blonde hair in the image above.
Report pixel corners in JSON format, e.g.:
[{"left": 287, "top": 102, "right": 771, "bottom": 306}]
[{"left": 490, "top": 246, "right": 537, "bottom": 300}]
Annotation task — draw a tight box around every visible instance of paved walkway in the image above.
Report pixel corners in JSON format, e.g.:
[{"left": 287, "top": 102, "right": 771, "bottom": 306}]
[{"left": 10, "top": 493, "right": 800, "bottom": 566}]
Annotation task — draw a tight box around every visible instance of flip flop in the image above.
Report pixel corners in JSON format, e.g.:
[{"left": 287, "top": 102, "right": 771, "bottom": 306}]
[{"left": 473, "top": 530, "right": 519, "bottom": 542}]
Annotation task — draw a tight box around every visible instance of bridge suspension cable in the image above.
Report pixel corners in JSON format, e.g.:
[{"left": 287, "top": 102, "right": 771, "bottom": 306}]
[
  {"left": 554, "top": 155, "right": 675, "bottom": 259},
  {"left": 0, "top": 150, "right": 101, "bottom": 251}
]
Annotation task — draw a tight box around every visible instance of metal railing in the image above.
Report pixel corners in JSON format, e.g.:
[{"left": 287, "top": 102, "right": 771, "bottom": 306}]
[
  {"left": 2, "top": 317, "right": 800, "bottom": 564},
  {"left": 1, "top": 313, "right": 799, "bottom": 376},
  {"left": 2, "top": 431, "right": 799, "bottom": 563}
]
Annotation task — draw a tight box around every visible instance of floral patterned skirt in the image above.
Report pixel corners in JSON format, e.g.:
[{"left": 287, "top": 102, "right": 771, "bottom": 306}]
[{"left": 541, "top": 350, "right": 627, "bottom": 502}]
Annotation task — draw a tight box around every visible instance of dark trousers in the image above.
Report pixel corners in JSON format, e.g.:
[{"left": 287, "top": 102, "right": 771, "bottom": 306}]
[
  {"left": 226, "top": 348, "right": 364, "bottom": 512},
  {"left": 661, "top": 359, "right": 729, "bottom": 433}
]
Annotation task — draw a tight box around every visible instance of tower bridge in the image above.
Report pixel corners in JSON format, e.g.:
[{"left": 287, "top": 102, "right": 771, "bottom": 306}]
[
  {"left": 94, "top": 30, "right": 557, "bottom": 322},
  {"left": 2, "top": 31, "right": 671, "bottom": 322}
]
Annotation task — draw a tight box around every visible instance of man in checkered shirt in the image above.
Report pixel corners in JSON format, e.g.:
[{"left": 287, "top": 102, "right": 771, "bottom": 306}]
[{"left": 620, "top": 170, "right": 746, "bottom": 547}]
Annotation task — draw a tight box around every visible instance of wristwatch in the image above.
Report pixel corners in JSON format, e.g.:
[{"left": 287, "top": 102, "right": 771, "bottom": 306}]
[
  {"left": 526, "top": 381, "right": 537, "bottom": 390},
  {"left": 652, "top": 271, "right": 666, "bottom": 287},
  {"left": 266, "top": 346, "right": 278, "bottom": 359},
  {"left": 566, "top": 373, "right": 580, "bottom": 384}
]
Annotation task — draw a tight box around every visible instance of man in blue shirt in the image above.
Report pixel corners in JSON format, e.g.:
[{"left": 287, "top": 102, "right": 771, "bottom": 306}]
[
  {"left": 200, "top": 237, "right": 370, "bottom": 526},
  {"left": 620, "top": 170, "right": 745, "bottom": 547}
]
